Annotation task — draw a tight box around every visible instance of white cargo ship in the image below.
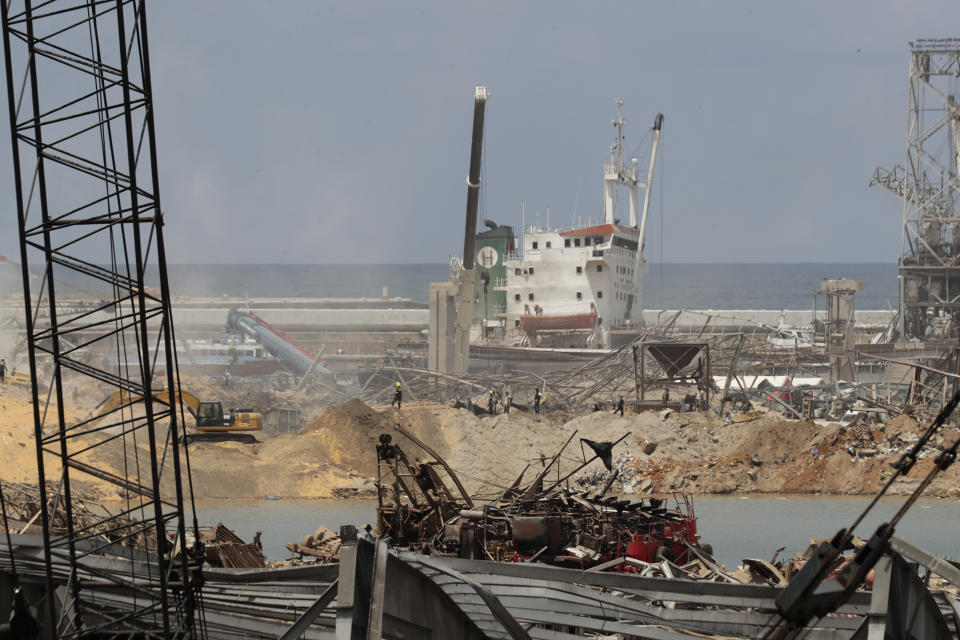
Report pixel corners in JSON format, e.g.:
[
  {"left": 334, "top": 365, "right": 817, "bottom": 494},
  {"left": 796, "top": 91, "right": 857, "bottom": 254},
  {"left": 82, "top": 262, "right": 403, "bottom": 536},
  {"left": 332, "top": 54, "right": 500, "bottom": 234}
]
[{"left": 495, "top": 100, "right": 662, "bottom": 348}]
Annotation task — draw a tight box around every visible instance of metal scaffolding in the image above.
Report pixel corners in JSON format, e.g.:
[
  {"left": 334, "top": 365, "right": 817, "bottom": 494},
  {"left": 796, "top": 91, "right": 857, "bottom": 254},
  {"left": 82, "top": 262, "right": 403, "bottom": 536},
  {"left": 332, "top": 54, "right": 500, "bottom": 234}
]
[
  {"left": 873, "top": 38, "right": 960, "bottom": 340},
  {"left": 1, "top": 1, "right": 200, "bottom": 637}
]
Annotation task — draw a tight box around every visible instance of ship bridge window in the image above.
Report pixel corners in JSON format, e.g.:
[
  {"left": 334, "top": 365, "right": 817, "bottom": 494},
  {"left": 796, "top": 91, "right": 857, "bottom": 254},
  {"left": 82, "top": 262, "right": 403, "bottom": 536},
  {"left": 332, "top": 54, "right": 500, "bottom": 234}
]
[
  {"left": 597, "top": 291, "right": 603, "bottom": 298},
  {"left": 515, "top": 319, "right": 520, "bottom": 327},
  {"left": 515, "top": 268, "right": 521, "bottom": 276},
  {"left": 597, "top": 264, "right": 603, "bottom": 272},
  {"left": 574, "top": 238, "right": 581, "bottom": 247},
  {"left": 545, "top": 241, "right": 551, "bottom": 248},
  {"left": 576, "top": 266, "right": 582, "bottom": 275},
  {"left": 532, "top": 241, "right": 538, "bottom": 249},
  {"left": 564, "top": 239, "right": 570, "bottom": 248},
  {"left": 584, "top": 238, "right": 591, "bottom": 246},
  {"left": 528, "top": 293, "right": 535, "bottom": 301},
  {"left": 577, "top": 292, "right": 582, "bottom": 301},
  {"left": 514, "top": 294, "right": 521, "bottom": 302},
  {"left": 528, "top": 267, "right": 534, "bottom": 275}
]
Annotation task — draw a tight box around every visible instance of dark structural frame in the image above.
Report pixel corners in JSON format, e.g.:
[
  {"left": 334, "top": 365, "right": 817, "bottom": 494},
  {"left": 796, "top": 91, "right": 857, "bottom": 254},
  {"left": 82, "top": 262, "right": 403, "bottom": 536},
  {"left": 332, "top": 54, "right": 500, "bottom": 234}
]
[{"left": 1, "top": 1, "right": 200, "bottom": 637}]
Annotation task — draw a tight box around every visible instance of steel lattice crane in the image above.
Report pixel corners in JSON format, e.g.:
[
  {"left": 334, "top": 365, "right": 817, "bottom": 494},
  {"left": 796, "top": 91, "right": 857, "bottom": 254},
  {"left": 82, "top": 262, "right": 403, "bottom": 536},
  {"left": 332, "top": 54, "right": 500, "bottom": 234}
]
[
  {"left": 872, "top": 39, "right": 960, "bottom": 340},
  {"left": 0, "top": 1, "right": 202, "bottom": 637}
]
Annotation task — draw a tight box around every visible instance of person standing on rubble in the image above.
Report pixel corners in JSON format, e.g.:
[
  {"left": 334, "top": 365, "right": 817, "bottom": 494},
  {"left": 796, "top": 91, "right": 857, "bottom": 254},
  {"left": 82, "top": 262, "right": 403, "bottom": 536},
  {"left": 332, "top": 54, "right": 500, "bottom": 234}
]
[
  {"left": 0, "top": 358, "right": 5, "bottom": 383},
  {"left": 253, "top": 530, "right": 263, "bottom": 552},
  {"left": 488, "top": 390, "right": 497, "bottom": 414},
  {"left": 614, "top": 395, "right": 624, "bottom": 416},
  {"left": 534, "top": 388, "right": 542, "bottom": 414},
  {"left": 504, "top": 393, "right": 512, "bottom": 414},
  {"left": 391, "top": 382, "right": 403, "bottom": 410}
]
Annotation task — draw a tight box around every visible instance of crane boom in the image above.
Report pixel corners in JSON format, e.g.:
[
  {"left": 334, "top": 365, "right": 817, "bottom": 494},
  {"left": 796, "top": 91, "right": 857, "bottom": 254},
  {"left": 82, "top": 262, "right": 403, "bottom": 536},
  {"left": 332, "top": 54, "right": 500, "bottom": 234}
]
[{"left": 453, "top": 86, "right": 488, "bottom": 373}]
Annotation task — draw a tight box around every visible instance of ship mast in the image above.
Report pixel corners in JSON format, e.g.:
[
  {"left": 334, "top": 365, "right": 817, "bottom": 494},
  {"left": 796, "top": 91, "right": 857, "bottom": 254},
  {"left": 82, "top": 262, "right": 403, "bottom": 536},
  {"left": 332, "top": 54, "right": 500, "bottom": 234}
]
[
  {"left": 602, "top": 98, "right": 642, "bottom": 227},
  {"left": 614, "top": 98, "right": 625, "bottom": 169}
]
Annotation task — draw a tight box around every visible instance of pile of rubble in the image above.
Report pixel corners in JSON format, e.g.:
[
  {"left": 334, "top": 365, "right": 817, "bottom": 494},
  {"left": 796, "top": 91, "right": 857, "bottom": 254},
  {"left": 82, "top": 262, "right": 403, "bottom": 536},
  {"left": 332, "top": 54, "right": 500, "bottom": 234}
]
[
  {"left": 285, "top": 525, "right": 342, "bottom": 562},
  {"left": 194, "top": 523, "right": 265, "bottom": 569}
]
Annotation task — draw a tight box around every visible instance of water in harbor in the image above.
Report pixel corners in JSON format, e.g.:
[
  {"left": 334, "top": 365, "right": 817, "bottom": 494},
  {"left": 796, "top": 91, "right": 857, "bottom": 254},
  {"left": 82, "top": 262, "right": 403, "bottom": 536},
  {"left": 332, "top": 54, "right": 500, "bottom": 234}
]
[
  {"left": 146, "top": 262, "right": 898, "bottom": 310},
  {"left": 194, "top": 494, "right": 960, "bottom": 570},
  {"left": 0, "top": 261, "right": 899, "bottom": 309}
]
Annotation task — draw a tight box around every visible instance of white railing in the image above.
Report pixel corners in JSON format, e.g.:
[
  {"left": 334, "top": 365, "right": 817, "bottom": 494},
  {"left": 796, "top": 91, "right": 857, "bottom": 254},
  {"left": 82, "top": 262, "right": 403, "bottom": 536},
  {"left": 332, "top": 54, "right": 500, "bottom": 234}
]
[{"left": 603, "top": 160, "right": 638, "bottom": 181}]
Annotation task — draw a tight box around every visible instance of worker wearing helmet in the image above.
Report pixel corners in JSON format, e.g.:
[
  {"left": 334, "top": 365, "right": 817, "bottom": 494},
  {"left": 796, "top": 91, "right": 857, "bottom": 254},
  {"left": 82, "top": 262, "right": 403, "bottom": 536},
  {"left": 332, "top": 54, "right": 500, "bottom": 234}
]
[
  {"left": 488, "top": 390, "right": 497, "bottom": 415},
  {"left": 391, "top": 382, "right": 402, "bottom": 410}
]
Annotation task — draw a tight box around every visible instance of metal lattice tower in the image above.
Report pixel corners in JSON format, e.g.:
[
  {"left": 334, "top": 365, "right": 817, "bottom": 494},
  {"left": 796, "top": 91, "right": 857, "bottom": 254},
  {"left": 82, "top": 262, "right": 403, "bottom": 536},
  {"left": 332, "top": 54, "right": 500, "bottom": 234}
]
[
  {"left": 872, "top": 39, "right": 960, "bottom": 340},
  {"left": 1, "top": 1, "right": 200, "bottom": 637}
]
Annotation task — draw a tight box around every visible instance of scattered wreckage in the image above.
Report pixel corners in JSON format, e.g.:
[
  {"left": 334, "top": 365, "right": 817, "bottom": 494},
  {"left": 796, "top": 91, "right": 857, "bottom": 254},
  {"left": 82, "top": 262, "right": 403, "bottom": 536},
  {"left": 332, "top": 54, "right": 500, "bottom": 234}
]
[{"left": 373, "top": 423, "right": 712, "bottom": 574}]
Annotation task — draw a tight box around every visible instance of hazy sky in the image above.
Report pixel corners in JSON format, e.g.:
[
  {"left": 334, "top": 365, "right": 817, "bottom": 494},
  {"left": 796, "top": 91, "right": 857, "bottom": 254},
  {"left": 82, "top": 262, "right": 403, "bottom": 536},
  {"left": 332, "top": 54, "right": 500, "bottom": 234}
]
[{"left": 0, "top": 0, "right": 958, "bottom": 265}]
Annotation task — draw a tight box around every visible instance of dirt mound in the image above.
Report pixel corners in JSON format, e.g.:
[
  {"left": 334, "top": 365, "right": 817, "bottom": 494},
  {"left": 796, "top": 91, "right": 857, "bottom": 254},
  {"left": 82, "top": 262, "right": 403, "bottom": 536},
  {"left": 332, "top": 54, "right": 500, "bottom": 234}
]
[
  {"left": 883, "top": 414, "right": 921, "bottom": 435},
  {"left": 301, "top": 398, "right": 384, "bottom": 433},
  {"left": 293, "top": 400, "right": 391, "bottom": 475},
  {"left": 290, "top": 400, "right": 449, "bottom": 477},
  {"left": 719, "top": 419, "right": 825, "bottom": 462}
]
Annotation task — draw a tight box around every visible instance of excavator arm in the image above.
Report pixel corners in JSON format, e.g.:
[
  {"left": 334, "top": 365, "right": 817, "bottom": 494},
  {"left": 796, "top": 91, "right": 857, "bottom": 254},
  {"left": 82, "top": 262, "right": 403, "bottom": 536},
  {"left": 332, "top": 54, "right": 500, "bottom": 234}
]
[{"left": 96, "top": 389, "right": 202, "bottom": 419}]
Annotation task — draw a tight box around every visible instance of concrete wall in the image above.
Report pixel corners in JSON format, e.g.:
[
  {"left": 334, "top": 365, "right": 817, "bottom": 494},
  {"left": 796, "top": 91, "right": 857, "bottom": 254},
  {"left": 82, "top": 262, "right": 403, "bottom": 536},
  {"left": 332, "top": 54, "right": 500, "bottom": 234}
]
[
  {"left": 171, "top": 307, "right": 430, "bottom": 331},
  {"left": 428, "top": 282, "right": 458, "bottom": 371},
  {"left": 637, "top": 309, "right": 896, "bottom": 331}
]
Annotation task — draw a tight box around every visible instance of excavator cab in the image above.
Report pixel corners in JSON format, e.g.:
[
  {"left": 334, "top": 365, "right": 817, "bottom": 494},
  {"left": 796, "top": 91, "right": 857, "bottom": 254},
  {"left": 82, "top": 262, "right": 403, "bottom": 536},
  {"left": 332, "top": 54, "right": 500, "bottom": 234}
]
[{"left": 196, "top": 401, "right": 226, "bottom": 427}]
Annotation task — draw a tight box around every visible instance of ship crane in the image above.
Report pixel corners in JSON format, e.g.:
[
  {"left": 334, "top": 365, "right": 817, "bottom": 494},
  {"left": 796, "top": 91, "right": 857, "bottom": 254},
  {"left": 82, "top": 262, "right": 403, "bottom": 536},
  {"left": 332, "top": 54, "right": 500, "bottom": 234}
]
[{"left": 454, "top": 87, "right": 488, "bottom": 372}]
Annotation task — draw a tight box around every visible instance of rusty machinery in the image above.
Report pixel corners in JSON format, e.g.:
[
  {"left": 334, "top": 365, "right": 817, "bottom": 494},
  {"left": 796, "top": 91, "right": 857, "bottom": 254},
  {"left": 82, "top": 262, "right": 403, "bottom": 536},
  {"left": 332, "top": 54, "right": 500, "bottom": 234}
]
[{"left": 375, "top": 427, "right": 711, "bottom": 570}]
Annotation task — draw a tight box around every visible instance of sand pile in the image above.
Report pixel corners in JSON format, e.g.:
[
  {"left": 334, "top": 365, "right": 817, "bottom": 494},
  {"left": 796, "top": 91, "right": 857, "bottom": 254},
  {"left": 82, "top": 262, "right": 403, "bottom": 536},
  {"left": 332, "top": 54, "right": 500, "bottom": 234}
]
[
  {"left": 715, "top": 418, "right": 824, "bottom": 461},
  {"left": 0, "top": 384, "right": 128, "bottom": 496},
  {"left": 296, "top": 399, "right": 398, "bottom": 475},
  {"left": 0, "top": 386, "right": 47, "bottom": 484}
]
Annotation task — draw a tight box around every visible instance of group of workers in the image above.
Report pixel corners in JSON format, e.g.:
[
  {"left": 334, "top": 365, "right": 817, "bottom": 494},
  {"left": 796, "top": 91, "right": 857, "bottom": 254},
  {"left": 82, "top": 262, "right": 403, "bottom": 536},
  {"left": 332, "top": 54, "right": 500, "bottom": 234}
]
[
  {"left": 486, "top": 389, "right": 516, "bottom": 414},
  {"left": 390, "top": 381, "right": 636, "bottom": 417}
]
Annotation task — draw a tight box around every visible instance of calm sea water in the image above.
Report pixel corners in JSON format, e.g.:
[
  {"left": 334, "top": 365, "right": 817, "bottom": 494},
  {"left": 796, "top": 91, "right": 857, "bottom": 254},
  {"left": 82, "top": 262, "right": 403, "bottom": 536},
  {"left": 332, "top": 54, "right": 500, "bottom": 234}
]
[
  {"left": 152, "top": 263, "right": 897, "bottom": 310},
  {"left": 195, "top": 495, "right": 960, "bottom": 571},
  {"left": 0, "top": 262, "right": 899, "bottom": 309}
]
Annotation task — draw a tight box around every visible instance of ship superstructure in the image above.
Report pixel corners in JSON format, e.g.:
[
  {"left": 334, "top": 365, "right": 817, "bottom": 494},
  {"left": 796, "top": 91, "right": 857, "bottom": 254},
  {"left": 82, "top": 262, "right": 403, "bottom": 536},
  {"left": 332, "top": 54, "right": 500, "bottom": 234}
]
[{"left": 495, "top": 101, "right": 663, "bottom": 348}]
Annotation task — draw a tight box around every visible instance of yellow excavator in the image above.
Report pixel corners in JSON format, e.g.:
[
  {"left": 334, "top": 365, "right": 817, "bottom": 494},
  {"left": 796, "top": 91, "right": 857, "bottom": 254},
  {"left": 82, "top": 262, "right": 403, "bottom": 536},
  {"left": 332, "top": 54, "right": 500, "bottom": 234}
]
[{"left": 97, "top": 389, "right": 262, "bottom": 444}]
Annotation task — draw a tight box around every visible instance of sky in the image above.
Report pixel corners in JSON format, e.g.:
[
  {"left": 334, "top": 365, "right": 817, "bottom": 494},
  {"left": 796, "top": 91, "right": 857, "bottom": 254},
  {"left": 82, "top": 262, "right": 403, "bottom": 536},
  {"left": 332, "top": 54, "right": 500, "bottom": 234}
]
[{"left": 0, "top": 0, "right": 958, "bottom": 265}]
